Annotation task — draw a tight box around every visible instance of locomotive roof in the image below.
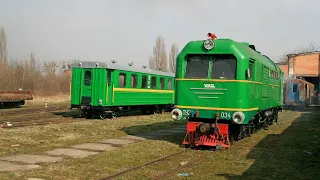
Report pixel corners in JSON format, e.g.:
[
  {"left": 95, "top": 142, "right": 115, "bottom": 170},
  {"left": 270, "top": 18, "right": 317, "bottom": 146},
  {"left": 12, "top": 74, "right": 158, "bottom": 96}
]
[
  {"left": 181, "top": 38, "right": 282, "bottom": 72},
  {"left": 70, "top": 61, "right": 175, "bottom": 77}
]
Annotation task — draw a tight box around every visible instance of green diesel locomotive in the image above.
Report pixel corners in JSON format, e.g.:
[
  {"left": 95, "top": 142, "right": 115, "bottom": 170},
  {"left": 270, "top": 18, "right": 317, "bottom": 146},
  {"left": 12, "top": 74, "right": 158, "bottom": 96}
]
[
  {"left": 70, "top": 61, "right": 175, "bottom": 119},
  {"left": 171, "top": 33, "right": 283, "bottom": 149}
]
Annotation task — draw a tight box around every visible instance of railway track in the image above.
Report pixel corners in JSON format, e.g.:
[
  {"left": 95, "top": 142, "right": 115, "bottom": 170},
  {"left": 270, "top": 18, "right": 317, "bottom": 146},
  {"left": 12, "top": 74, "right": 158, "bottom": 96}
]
[
  {"left": 97, "top": 148, "right": 207, "bottom": 180},
  {"left": 0, "top": 103, "right": 67, "bottom": 116},
  {"left": 0, "top": 117, "right": 82, "bottom": 128},
  {"left": 0, "top": 103, "right": 82, "bottom": 128}
]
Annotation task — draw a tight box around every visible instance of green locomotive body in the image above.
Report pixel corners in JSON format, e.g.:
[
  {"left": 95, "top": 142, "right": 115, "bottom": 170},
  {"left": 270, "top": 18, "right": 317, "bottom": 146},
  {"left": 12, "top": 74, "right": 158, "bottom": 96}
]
[
  {"left": 171, "top": 33, "right": 283, "bottom": 149},
  {"left": 70, "top": 61, "right": 175, "bottom": 119}
]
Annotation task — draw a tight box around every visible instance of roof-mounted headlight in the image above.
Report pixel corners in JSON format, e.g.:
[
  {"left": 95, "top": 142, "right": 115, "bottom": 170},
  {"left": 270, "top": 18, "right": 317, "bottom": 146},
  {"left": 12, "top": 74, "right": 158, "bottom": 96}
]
[{"left": 204, "top": 39, "right": 215, "bottom": 50}]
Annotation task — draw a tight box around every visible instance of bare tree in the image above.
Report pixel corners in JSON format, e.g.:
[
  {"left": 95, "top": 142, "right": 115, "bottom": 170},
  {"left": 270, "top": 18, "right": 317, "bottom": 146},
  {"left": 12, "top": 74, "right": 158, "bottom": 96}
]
[
  {"left": 148, "top": 55, "right": 155, "bottom": 69},
  {"left": 169, "top": 43, "right": 179, "bottom": 73},
  {"left": 0, "top": 26, "right": 8, "bottom": 65},
  {"left": 149, "top": 35, "right": 168, "bottom": 71},
  {"left": 278, "top": 42, "right": 320, "bottom": 63}
]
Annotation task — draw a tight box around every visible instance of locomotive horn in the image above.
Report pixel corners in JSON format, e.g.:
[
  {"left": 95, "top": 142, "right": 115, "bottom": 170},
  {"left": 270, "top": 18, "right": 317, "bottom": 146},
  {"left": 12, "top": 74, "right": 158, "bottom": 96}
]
[{"left": 207, "top": 33, "right": 217, "bottom": 40}]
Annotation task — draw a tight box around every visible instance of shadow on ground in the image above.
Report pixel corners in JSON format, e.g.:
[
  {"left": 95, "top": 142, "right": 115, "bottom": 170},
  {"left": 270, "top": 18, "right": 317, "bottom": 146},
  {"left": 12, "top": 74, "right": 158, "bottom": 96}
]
[
  {"left": 218, "top": 108, "right": 320, "bottom": 180},
  {"left": 52, "top": 109, "right": 160, "bottom": 120},
  {"left": 120, "top": 119, "right": 187, "bottom": 146}
]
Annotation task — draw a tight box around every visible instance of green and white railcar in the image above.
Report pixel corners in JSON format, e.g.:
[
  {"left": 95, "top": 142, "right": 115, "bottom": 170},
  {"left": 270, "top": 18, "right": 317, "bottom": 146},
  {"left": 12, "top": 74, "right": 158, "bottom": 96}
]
[{"left": 70, "top": 61, "right": 175, "bottom": 119}]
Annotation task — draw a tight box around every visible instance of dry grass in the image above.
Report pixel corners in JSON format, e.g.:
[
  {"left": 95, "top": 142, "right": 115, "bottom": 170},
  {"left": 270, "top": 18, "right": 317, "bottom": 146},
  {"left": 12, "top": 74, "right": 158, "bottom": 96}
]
[
  {"left": 0, "top": 112, "right": 180, "bottom": 157},
  {"left": 1, "top": 109, "right": 319, "bottom": 180},
  {"left": 31, "top": 94, "right": 70, "bottom": 103}
]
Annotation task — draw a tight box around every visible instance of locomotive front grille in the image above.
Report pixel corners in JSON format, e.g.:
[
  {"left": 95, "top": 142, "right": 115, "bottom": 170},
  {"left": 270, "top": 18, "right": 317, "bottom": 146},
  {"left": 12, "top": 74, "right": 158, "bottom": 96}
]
[{"left": 190, "top": 87, "right": 227, "bottom": 99}]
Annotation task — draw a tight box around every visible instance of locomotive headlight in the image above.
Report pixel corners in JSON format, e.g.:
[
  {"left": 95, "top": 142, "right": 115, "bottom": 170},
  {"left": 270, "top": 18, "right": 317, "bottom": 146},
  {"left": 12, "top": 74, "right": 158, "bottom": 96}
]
[
  {"left": 171, "top": 108, "right": 182, "bottom": 120},
  {"left": 232, "top": 112, "right": 245, "bottom": 124},
  {"left": 203, "top": 39, "right": 215, "bottom": 50},
  {"left": 98, "top": 99, "right": 102, "bottom": 105}
]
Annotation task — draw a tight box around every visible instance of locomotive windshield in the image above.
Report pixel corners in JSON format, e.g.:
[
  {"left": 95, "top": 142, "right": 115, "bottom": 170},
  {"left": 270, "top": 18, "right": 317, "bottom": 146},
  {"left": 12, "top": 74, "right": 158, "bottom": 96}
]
[
  {"left": 185, "top": 55, "right": 210, "bottom": 78},
  {"left": 211, "top": 55, "right": 236, "bottom": 79},
  {"left": 184, "top": 54, "right": 236, "bottom": 79}
]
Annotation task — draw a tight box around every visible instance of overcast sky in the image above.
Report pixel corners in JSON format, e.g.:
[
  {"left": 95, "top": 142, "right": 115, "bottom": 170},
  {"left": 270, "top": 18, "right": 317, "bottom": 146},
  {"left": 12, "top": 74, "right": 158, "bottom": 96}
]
[{"left": 0, "top": 0, "right": 319, "bottom": 66}]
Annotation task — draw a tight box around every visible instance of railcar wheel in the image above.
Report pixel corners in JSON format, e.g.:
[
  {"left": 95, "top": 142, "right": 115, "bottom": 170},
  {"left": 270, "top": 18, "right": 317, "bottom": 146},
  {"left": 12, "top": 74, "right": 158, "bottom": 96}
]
[
  {"left": 86, "top": 111, "right": 93, "bottom": 119},
  {"left": 99, "top": 112, "right": 105, "bottom": 120},
  {"left": 77, "top": 108, "right": 83, "bottom": 117},
  {"left": 111, "top": 112, "right": 116, "bottom": 119},
  {"left": 160, "top": 107, "right": 165, "bottom": 114}
]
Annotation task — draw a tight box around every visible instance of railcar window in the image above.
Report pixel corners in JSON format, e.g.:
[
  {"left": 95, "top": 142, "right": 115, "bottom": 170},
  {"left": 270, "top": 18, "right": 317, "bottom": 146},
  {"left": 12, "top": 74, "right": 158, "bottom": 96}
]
[
  {"left": 119, "top": 73, "right": 126, "bottom": 87},
  {"left": 168, "top": 78, "right": 172, "bottom": 89},
  {"left": 142, "top": 75, "right": 147, "bottom": 88},
  {"left": 106, "top": 70, "right": 111, "bottom": 84},
  {"left": 160, "top": 78, "right": 165, "bottom": 89},
  {"left": 185, "top": 55, "right": 210, "bottom": 78},
  {"left": 131, "top": 74, "right": 138, "bottom": 88},
  {"left": 211, "top": 55, "right": 236, "bottom": 79},
  {"left": 151, "top": 76, "right": 157, "bottom": 89},
  {"left": 84, "top": 70, "right": 92, "bottom": 86}
]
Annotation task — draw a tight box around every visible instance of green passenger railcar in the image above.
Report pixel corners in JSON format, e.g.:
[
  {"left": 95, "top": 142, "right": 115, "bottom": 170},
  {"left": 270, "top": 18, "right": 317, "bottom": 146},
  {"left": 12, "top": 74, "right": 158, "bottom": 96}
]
[
  {"left": 70, "top": 61, "right": 175, "bottom": 119},
  {"left": 171, "top": 33, "right": 283, "bottom": 149}
]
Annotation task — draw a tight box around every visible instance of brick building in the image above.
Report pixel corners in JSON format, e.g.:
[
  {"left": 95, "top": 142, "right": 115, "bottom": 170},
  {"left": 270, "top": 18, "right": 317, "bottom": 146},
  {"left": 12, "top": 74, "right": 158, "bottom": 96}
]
[{"left": 276, "top": 51, "right": 320, "bottom": 91}]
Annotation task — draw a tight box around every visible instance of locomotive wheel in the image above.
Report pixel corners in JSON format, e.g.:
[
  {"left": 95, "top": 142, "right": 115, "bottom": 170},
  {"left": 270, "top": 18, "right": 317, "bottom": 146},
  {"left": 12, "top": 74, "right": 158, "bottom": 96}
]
[
  {"left": 215, "top": 144, "right": 223, "bottom": 150},
  {"left": 229, "top": 135, "right": 237, "bottom": 145},
  {"left": 274, "top": 110, "right": 279, "bottom": 123},
  {"left": 86, "top": 111, "right": 93, "bottom": 119}
]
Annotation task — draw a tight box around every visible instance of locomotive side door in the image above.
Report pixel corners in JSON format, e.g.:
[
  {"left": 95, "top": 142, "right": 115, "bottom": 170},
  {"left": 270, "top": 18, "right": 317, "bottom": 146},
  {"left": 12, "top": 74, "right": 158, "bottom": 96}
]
[{"left": 80, "top": 68, "right": 93, "bottom": 105}]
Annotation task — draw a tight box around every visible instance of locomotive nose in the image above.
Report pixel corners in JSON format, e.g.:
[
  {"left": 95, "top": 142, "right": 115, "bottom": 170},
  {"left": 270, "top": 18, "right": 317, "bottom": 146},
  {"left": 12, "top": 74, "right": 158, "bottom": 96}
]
[{"left": 171, "top": 108, "right": 182, "bottom": 120}]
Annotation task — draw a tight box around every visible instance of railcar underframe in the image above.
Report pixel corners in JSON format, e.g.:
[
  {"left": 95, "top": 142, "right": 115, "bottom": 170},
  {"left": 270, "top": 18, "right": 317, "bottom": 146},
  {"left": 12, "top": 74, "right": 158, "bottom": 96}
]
[{"left": 71, "top": 104, "right": 174, "bottom": 119}]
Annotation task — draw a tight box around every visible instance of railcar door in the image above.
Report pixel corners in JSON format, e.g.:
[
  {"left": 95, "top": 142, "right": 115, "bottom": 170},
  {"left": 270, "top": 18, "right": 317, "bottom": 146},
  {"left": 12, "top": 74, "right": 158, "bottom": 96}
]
[
  {"left": 70, "top": 68, "right": 82, "bottom": 106},
  {"left": 106, "top": 69, "right": 113, "bottom": 105},
  {"left": 80, "top": 69, "right": 93, "bottom": 105}
]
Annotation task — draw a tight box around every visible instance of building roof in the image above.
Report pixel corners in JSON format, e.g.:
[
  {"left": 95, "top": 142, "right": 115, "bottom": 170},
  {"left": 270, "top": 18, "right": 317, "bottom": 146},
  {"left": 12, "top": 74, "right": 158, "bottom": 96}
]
[
  {"left": 275, "top": 62, "right": 288, "bottom": 65},
  {"left": 287, "top": 51, "right": 320, "bottom": 58},
  {"left": 70, "top": 61, "right": 175, "bottom": 77}
]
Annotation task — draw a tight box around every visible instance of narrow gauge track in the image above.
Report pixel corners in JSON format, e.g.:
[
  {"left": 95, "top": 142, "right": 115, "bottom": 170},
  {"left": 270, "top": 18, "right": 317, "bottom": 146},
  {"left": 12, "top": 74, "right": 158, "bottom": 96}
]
[
  {"left": 97, "top": 118, "right": 278, "bottom": 180},
  {"left": 0, "top": 104, "right": 67, "bottom": 116},
  {"left": 1, "top": 117, "right": 82, "bottom": 128},
  {"left": 97, "top": 148, "right": 208, "bottom": 180}
]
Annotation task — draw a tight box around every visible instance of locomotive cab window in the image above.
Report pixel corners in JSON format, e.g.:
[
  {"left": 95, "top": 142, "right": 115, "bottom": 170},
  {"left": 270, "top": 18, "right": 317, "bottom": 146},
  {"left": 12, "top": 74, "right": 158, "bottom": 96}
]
[
  {"left": 247, "top": 61, "right": 254, "bottom": 80},
  {"left": 185, "top": 55, "right": 210, "bottom": 78},
  {"left": 131, "top": 74, "right": 138, "bottom": 88},
  {"left": 211, "top": 55, "right": 236, "bottom": 79},
  {"left": 119, "top": 73, "right": 126, "bottom": 87},
  {"left": 84, "top": 70, "right": 92, "bottom": 86},
  {"left": 106, "top": 70, "right": 112, "bottom": 85}
]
